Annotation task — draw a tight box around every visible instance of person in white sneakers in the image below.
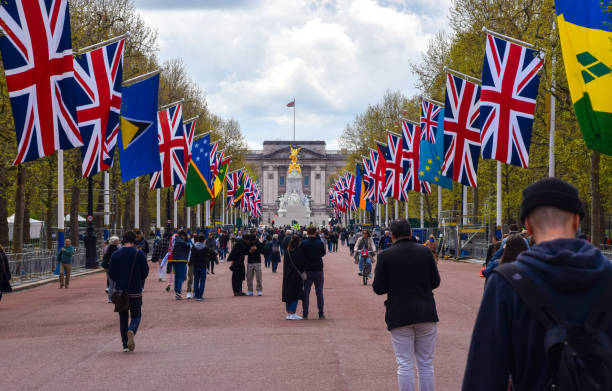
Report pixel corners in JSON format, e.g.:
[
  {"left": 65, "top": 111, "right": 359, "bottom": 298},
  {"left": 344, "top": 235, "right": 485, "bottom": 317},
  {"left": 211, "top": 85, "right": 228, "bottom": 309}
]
[{"left": 282, "top": 235, "right": 307, "bottom": 320}]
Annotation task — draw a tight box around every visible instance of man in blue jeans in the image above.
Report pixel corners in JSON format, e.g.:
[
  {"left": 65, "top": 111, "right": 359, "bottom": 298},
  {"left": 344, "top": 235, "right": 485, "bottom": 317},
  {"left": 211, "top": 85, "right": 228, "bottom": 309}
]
[
  {"left": 109, "top": 231, "right": 149, "bottom": 352},
  {"left": 300, "top": 226, "right": 326, "bottom": 319}
]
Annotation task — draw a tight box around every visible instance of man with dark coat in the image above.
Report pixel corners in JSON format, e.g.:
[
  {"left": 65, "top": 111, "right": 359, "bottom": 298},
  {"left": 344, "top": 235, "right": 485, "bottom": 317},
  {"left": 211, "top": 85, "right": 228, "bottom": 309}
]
[
  {"left": 108, "top": 231, "right": 149, "bottom": 352},
  {"left": 282, "top": 235, "right": 307, "bottom": 320},
  {"left": 300, "top": 226, "right": 327, "bottom": 319},
  {"left": 462, "top": 178, "right": 612, "bottom": 390},
  {"left": 228, "top": 234, "right": 250, "bottom": 296},
  {"left": 373, "top": 219, "right": 441, "bottom": 391}
]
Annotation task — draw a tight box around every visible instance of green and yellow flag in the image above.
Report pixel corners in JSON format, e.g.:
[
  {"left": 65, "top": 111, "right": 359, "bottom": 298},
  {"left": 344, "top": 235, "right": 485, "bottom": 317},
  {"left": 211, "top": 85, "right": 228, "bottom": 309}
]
[
  {"left": 185, "top": 136, "right": 213, "bottom": 207},
  {"left": 213, "top": 158, "right": 230, "bottom": 198},
  {"left": 555, "top": 0, "right": 612, "bottom": 155}
]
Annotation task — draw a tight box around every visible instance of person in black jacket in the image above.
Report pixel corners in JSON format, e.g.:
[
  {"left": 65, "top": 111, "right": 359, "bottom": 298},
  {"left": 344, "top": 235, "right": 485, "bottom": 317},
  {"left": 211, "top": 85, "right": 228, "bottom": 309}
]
[
  {"left": 108, "top": 231, "right": 149, "bottom": 352},
  {"left": 134, "top": 230, "right": 149, "bottom": 258},
  {"left": 228, "top": 235, "right": 249, "bottom": 296},
  {"left": 373, "top": 219, "right": 440, "bottom": 391},
  {"left": 300, "top": 226, "right": 326, "bottom": 319},
  {"left": 0, "top": 245, "right": 11, "bottom": 302},
  {"left": 102, "top": 236, "right": 120, "bottom": 303},
  {"left": 282, "top": 235, "right": 307, "bottom": 320},
  {"left": 246, "top": 234, "right": 264, "bottom": 296},
  {"left": 189, "top": 235, "right": 210, "bottom": 301},
  {"left": 462, "top": 178, "right": 612, "bottom": 391}
]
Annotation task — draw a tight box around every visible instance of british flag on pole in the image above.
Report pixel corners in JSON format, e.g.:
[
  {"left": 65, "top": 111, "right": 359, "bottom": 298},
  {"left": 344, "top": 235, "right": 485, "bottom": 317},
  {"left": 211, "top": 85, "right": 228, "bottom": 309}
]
[
  {"left": 173, "top": 118, "right": 196, "bottom": 200},
  {"left": 362, "top": 156, "right": 375, "bottom": 201},
  {"left": 74, "top": 38, "right": 125, "bottom": 177},
  {"left": 368, "top": 148, "right": 388, "bottom": 204},
  {"left": 344, "top": 173, "right": 357, "bottom": 211},
  {"left": 420, "top": 100, "right": 442, "bottom": 143},
  {"left": 400, "top": 121, "right": 431, "bottom": 195},
  {"left": 480, "top": 34, "right": 545, "bottom": 168},
  {"left": 0, "top": 0, "right": 84, "bottom": 165},
  {"left": 441, "top": 73, "right": 482, "bottom": 187},
  {"left": 149, "top": 103, "right": 186, "bottom": 189}
]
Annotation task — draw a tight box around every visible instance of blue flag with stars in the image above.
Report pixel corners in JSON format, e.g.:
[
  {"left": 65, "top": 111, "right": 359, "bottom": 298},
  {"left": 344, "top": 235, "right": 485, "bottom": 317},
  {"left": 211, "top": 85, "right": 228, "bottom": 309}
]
[{"left": 418, "top": 107, "right": 453, "bottom": 189}]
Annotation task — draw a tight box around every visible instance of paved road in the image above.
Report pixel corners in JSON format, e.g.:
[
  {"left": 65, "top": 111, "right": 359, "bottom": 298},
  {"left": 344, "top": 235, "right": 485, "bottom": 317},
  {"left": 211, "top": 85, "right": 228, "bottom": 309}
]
[{"left": 0, "top": 245, "right": 483, "bottom": 391}]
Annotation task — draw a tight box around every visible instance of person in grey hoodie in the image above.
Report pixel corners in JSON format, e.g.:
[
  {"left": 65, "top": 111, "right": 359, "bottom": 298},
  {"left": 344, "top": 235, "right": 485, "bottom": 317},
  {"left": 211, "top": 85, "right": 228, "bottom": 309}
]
[{"left": 462, "top": 178, "right": 612, "bottom": 390}]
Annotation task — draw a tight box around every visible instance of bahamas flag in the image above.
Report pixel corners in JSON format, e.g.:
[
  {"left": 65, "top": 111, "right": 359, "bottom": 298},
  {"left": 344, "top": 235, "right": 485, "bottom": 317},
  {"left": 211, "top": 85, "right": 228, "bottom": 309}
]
[
  {"left": 118, "top": 74, "right": 161, "bottom": 182},
  {"left": 355, "top": 164, "right": 373, "bottom": 211},
  {"left": 185, "top": 136, "right": 213, "bottom": 206},
  {"left": 419, "top": 107, "right": 453, "bottom": 189},
  {"left": 555, "top": 0, "right": 612, "bottom": 155}
]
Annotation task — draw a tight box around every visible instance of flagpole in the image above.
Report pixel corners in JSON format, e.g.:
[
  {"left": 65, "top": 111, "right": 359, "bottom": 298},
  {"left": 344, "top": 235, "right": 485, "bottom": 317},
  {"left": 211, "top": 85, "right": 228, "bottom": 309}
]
[
  {"left": 205, "top": 200, "right": 210, "bottom": 227},
  {"left": 437, "top": 186, "right": 442, "bottom": 224},
  {"left": 222, "top": 182, "right": 226, "bottom": 226},
  {"left": 496, "top": 161, "right": 502, "bottom": 229},
  {"left": 293, "top": 98, "right": 296, "bottom": 141},
  {"left": 187, "top": 207, "right": 191, "bottom": 231},
  {"left": 385, "top": 200, "right": 389, "bottom": 227},
  {"left": 173, "top": 200, "right": 178, "bottom": 229},
  {"left": 122, "top": 69, "right": 161, "bottom": 87},
  {"left": 104, "top": 172, "right": 110, "bottom": 240},
  {"left": 134, "top": 178, "right": 139, "bottom": 229},
  {"left": 394, "top": 199, "right": 398, "bottom": 220},
  {"left": 548, "top": 20, "right": 557, "bottom": 178},
  {"left": 57, "top": 150, "right": 64, "bottom": 251},
  {"left": 156, "top": 188, "right": 161, "bottom": 236},
  {"left": 197, "top": 204, "right": 201, "bottom": 228},
  {"left": 420, "top": 194, "right": 424, "bottom": 229},
  {"left": 405, "top": 198, "right": 409, "bottom": 219},
  {"left": 462, "top": 185, "right": 468, "bottom": 225}
]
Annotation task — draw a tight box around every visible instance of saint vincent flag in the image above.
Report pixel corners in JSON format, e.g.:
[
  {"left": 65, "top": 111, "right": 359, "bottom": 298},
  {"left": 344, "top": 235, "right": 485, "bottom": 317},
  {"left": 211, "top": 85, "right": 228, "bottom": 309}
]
[
  {"left": 419, "top": 107, "right": 453, "bottom": 189},
  {"left": 555, "top": 0, "right": 612, "bottom": 155},
  {"left": 185, "top": 136, "right": 213, "bottom": 206},
  {"left": 213, "top": 157, "right": 230, "bottom": 198},
  {"left": 355, "top": 164, "right": 373, "bottom": 211},
  {"left": 118, "top": 74, "right": 161, "bottom": 181}
]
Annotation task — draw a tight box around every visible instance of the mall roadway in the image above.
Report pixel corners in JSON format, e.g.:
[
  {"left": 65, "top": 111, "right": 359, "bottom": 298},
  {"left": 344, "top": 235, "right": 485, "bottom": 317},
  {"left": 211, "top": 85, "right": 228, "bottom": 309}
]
[{"left": 0, "top": 245, "right": 484, "bottom": 391}]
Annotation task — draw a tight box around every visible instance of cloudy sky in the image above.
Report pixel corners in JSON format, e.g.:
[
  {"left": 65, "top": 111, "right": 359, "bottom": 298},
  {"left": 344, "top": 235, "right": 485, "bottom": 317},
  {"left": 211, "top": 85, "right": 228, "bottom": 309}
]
[{"left": 134, "top": 0, "right": 452, "bottom": 150}]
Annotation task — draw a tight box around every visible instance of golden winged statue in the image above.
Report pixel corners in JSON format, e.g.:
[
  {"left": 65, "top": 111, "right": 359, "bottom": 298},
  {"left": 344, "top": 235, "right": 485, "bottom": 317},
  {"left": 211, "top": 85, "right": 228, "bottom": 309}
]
[{"left": 288, "top": 146, "right": 302, "bottom": 174}]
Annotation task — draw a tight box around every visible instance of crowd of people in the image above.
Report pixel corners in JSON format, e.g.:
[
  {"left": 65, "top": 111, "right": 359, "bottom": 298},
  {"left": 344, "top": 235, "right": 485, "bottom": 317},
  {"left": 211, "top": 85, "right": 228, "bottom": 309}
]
[{"left": 2, "top": 176, "right": 611, "bottom": 390}]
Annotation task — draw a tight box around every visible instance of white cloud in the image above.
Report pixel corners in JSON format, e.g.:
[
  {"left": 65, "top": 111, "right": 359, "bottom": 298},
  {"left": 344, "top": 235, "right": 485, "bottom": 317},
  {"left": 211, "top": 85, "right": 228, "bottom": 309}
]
[{"left": 137, "top": 0, "right": 451, "bottom": 147}]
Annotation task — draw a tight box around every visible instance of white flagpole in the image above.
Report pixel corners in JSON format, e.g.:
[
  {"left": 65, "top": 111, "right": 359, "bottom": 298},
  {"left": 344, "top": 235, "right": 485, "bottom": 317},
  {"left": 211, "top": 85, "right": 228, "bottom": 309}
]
[
  {"left": 496, "top": 161, "right": 502, "bottom": 228},
  {"left": 462, "top": 185, "right": 468, "bottom": 225},
  {"left": 222, "top": 183, "right": 226, "bottom": 226},
  {"left": 134, "top": 178, "right": 139, "bottom": 229},
  {"left": 173, "top": 200, "right": 178, "bottom": 229},
  {"left": 156, "top": 188, "right": 161, "bottom": 233},
  {"left": 293, "top": 98, "right": 296, "bottom": 141},
  {"left": 104, "top": 171, "right": 110, "bottom": 240},
  {"left": 57, "top": 150, "right": 65, "bottom": 249},
  {"left": 405, "top": 199, "right": 408, "bottom": 219},
  {"left": 420, "top": 194, "right": 424, "bottom": 229},
  {"left": 187, "top": 207, "right": 191, "bottom": 231},
  {"left": 385, "top": 200, "right": 389, "bottom": 227},
  {"left": 394, "top": 199, "right": 398, "bottom": 220},
  {"left": 437, "top": 186, "right": 442, "bottom": 224},
  {"left": 196, "top": 203, "right": 201, "bottom": 228},
  {"left": 205, "top": 200, "right": 210, "bottom": 227}
]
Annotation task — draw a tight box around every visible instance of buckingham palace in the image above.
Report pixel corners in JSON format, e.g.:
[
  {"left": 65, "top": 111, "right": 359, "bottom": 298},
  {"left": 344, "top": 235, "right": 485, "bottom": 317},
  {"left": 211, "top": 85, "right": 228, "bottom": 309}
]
[{"left": 245, "top": 140, "right": 347, "bottom": 225}]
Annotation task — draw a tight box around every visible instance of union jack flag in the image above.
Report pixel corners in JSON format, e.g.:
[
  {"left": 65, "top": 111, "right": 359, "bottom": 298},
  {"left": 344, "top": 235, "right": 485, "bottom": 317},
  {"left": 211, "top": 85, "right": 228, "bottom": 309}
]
[
  {"left": 400, "top": 122, "right": 431, "bottom": 195},
  {"left": 334, "top": 180, "right": 346, "bottom": 212},
  {"left": 149, "top": 103, "right": 186, "bottom": 189},
  {"left": 420, "top": 100, "right": 442, "bottom": 143},
  {"left": 441, "top": 73, "right": 482, "bottom": 187},
  {"left": 381, "top": 133, "right": 406, "bottom": 201},
  {"left": 174, "top": 184, "right": 184, "bottom": 201},
  {"left": 344, "top": 173, "right": 357, "bottom": 211},
  {"left": 480, "top": 34, "right": 544, "bottom": 168},
  {"left": 183, "top": 119, "right": 196, "bottom": 161},
  {"left": 74, "top": 39, "right": 124, "bottom": 177},
  {"left": 253, "top": 187, "right": 262, "bottom": 217},
  {"left": 241, "top": 175, "right": 253, "bottom": 213},
  {"left": 0, "top": 0, "right": 84, "bottom": 165},
  {"left": 367, "top": 148, "right": 388, "bottom": 204},
  {"left": 225, "top": 169, "right": 242, "bottom": 208},
  {"left": 362, "top": 156, "right": 375, "bottom": 201},
  {"left": 209, "top": 142, "right": 219, "bottom": 178}
]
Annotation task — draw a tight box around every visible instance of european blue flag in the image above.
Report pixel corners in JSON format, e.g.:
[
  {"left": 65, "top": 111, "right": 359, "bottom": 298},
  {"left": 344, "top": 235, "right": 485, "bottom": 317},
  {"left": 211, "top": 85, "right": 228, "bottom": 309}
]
[
  {"left": 419, "top": 107, "right": 453, "bottom": 190},
  {"left": 118, "top": 74, "right": 161, "bottom": 182}
]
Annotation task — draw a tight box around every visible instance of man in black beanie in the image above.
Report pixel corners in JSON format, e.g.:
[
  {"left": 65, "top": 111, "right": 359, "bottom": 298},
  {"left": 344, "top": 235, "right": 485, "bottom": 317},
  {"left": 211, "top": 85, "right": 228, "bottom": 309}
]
[{"left": 463, "top": 178, "right": 612, "bottom": 390}]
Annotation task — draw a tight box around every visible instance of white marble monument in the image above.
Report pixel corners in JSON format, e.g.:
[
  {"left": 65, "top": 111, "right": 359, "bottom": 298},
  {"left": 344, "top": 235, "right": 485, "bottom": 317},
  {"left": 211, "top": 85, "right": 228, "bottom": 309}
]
[{"left": 276, "top": 147, "right": 312, "bottom": 226}]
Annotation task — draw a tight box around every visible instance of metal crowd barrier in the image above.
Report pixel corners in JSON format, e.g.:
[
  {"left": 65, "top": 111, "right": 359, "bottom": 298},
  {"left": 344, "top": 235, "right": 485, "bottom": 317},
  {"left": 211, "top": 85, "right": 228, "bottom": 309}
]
[{"left": 7, "top": 246, "right": 87, "bottom": 286}]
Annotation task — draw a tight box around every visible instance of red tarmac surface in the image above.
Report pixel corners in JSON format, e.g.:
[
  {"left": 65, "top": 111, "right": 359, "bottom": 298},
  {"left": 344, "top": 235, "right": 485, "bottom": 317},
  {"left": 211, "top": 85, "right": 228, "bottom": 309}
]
[{"left": 1, "top": 245, "right": 483, "bottom": 391}]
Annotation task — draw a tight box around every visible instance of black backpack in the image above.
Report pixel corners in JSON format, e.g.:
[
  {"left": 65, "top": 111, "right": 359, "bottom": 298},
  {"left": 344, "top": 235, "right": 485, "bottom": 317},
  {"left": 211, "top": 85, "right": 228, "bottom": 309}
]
[{"left": 495, "top": 263, "right": 612, "bottom": 390}]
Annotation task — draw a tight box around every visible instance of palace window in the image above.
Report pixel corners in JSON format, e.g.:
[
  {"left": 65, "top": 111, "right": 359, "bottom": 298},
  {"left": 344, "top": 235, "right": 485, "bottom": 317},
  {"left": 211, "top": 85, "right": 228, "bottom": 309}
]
[
  {"left": 315, "top": 173, "right": 321, "bottom": 180},
  {"left": 304, "top": 175, "right": 309, "bottom": 185},
  {"left": 268, "top": 173, "right": 273, "bottom": 180},
  {"left": 279, "top": 175, "right": 285, "bottom": 185}
]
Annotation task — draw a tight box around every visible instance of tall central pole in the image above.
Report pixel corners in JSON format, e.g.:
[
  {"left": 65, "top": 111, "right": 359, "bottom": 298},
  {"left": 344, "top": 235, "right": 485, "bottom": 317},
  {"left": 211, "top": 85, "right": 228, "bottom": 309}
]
[{"left": 293, "top": 97, "right": 296, "bottom": 141}]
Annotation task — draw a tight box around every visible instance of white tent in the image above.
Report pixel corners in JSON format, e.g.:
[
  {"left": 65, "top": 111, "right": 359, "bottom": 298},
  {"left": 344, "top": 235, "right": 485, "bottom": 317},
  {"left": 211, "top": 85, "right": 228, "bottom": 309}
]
[
  {"left": 64, "top": 214, "right": 86, "bottom": 222},
  {"left": 7, "top": 214, "right": 43, "bottom": 240}
]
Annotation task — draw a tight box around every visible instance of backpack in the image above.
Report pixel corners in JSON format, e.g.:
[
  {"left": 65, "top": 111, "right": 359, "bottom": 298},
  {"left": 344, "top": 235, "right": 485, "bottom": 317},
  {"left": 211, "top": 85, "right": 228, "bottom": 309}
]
[{"left": 494, "top": 263, "right": 612, "bottom": 391}]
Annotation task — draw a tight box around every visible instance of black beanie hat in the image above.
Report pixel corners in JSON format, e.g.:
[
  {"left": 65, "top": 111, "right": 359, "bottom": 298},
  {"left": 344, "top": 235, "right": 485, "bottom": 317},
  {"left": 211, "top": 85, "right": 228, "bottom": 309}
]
[{"left": 519, "top": 177, "right": 584, "bottom": 224}]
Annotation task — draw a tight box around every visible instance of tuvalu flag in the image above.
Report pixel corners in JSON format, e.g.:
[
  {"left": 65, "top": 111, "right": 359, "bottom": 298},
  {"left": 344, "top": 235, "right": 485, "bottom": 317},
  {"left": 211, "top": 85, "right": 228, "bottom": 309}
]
[
  {"left": 419, "top": 106, "right": 453, "bottom": 189},
  {"left": 118, "top": 74, "right": 161, "bottom": 182},
  {"left": 555, "top": 0, "right": 612, "bottom": 155},
  {"left": 185, "top": 135, "right": 213, "bottom": 206},
  {"left": 355, "top": 163, "right": 373, "bottom": 212}
]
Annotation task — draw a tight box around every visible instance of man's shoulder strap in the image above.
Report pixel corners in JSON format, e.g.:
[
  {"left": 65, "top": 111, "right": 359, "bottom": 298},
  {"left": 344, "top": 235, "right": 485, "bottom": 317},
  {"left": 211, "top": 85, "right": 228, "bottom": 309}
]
[{"left": 494, "top": 262, "right": 560, "bottom": 329}]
